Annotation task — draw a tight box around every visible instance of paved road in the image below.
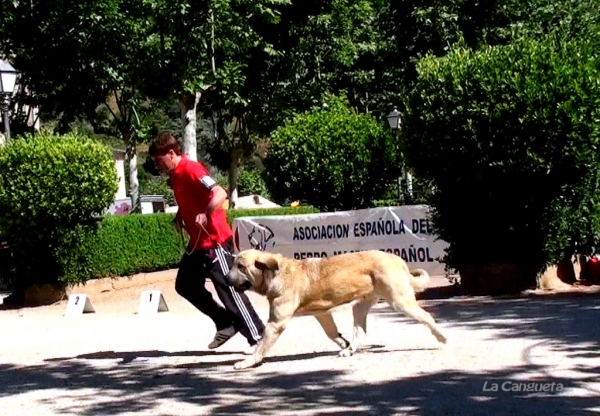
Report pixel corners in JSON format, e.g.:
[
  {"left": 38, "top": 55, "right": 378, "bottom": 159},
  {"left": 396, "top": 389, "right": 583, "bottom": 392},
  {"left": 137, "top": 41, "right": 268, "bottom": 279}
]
[{"left": 0, "top": 278, "right": 599, "bottom": 415}]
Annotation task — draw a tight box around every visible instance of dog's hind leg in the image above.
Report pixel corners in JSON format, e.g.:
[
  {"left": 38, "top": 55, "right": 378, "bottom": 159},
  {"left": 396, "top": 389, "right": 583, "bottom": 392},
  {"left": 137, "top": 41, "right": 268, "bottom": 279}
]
[
  {"left": 386, "top": 294, "right": 447, "bottom": 344},
  {"left": 339, "top": 298, "right": 377, "bottom": 357},
  {"left": 315, "top": 313, "right": 350, "bottom": 350}
]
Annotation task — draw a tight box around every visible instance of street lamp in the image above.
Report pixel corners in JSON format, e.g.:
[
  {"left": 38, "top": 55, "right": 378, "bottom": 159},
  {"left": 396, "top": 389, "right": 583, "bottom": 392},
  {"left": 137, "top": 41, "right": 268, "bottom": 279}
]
[
  {"left": 0, "top": 60, "right": 19, "bottom": 141},
  {"left": 387, "top": 106, "right": 402, "bottom": 131},
  {"left": 386, "top": 105, "right": 413, "bottom": 203}
]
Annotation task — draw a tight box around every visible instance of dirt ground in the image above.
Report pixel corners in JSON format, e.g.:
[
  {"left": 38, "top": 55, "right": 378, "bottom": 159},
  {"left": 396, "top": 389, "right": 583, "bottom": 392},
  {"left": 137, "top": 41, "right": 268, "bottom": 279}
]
[{"left": 1, "top": 270, "right": 599, "bottom": 415}]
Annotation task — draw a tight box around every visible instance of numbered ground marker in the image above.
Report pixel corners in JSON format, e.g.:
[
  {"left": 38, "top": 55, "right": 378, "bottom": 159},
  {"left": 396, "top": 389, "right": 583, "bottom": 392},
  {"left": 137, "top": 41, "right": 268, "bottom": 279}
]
[
  {"left": 65, "top": 294, "right": 96, "bottom": 317},
  {"left": 138, "top": 290, "right": 169, "bottom": 314}
]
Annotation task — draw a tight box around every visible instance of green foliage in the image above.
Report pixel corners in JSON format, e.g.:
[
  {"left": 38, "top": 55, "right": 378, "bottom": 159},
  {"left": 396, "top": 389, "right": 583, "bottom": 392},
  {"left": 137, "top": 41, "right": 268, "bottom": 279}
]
[
  {"left": 246, "top": 0, "right": 385, "bottom": 135},
  {"left": 152, "top": 0, "right": 291, "bottom": 176},
  {"left": 79, "top": 207, "right": 319, "bottom": 279},
  {"left": 264, "top": 95, "right": 402, "bottom": 211},
  {"left": 217, "top": 167, "right": 271, "bottom": 199},
  {"left": 237, "top": 168, "right": 271, "bottom": 199},
  {"left": 375, "top": 0, "right": 600, "bottom": 118},
  {"left": 0, "top": 132, "right": 118, "bottom": 287},
  {"left": 1, "top": 0, "right": 161, "bottom": 133},
  {"left": 86, "top": 214, "right": 184, "bottom": 278},
  {"left": 404, "top": 34, "right": 600, "bottom": 273},
  {"left": 226, "top": 206, "right": 320, "bottom": 223}
]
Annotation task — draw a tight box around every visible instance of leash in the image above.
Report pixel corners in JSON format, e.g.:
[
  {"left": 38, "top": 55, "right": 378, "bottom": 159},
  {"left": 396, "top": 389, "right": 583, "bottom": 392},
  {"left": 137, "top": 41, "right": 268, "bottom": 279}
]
[{"left": 179, "top": 220, "right": 235, "bottom": 258}]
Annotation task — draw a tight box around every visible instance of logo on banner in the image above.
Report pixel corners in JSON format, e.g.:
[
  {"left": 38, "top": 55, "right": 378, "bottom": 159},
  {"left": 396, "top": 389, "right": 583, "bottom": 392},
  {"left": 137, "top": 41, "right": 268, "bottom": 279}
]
[
  {"left": 234, "top": 223, "right": 276, "bottom": 252},
  {"left": 248, "top": 224, "right": 275, "bottom": 251}
]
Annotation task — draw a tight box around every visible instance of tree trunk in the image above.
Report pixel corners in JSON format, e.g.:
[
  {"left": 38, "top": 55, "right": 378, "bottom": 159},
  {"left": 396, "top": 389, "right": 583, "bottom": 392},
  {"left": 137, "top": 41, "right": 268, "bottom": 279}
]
[
  {"left": 125, "top": 132, "right": 139, "bottom": 211},
  {"left": 228, "top": 150, "right": 242, "bottom": 209},
  {"left": 181, "top": 92, "right": 201, "bottom": 162}
]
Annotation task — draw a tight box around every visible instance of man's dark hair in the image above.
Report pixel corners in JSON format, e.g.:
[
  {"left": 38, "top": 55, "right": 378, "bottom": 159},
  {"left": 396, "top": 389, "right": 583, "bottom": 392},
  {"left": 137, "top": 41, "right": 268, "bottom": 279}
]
[{"left": 149, "top": 131, "right": 182, "bottom": 157}]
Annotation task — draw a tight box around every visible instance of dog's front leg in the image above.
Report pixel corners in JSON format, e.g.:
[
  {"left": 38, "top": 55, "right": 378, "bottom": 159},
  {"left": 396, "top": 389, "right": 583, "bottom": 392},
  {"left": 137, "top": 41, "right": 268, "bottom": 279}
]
[{"left": 234, "top": 303, "right": 292, "bottom": 370}]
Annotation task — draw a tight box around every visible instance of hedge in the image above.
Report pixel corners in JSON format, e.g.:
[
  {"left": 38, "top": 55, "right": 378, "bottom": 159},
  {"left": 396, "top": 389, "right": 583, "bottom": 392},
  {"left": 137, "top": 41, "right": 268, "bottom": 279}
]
[
  {"left": 86, "top": 206, "right": 320, "bottom": 279},
  {"left": 0, "top": 132, "right": 118, "bottom": 291},
  {"left": 86, "top": 213, "right": 184, "bottom": 278}
]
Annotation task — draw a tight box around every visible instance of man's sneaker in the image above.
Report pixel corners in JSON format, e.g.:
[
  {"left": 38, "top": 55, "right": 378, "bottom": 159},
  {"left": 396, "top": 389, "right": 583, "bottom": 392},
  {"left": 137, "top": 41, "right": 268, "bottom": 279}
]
[{"left": 208, "top": 326, "right": 237, "bottom": 349}]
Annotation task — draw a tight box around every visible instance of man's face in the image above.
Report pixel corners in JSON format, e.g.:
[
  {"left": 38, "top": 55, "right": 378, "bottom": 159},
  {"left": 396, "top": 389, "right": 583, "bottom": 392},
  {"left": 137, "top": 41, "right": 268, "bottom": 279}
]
[{"left": 152, "top": 149, "right": 177, "bottom": 173}]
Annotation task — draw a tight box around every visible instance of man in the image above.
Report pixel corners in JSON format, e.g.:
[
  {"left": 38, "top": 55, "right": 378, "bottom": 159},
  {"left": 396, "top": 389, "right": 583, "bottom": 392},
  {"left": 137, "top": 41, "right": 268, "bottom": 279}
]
[{"left": 149, "top": 132, "right": 264, "bottom": 352}]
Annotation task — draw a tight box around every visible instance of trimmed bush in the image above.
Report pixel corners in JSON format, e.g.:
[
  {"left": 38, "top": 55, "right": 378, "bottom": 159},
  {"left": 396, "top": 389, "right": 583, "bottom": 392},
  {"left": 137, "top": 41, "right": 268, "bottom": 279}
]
[
  {"left": 83, "top": 206, "right": 320, "bottom": 279},
  {"left": 87, "top": 213, "right": 184, "bottom": 278},
  {"left": 227, "top": 206, "right": 320, "bottom": 223},
  {"left": 264, "top": 94, "right": 402, "bottom": 211},
  {"left": 403, "top": 34, "right": 600, "bottom": 292},
  {"left": 0, "top": 133, "right": 118, "bottom": 292}
]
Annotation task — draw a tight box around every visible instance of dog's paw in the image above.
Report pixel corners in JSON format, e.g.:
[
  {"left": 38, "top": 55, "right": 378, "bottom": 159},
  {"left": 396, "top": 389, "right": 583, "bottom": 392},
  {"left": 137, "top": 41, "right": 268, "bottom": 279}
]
[
  {"left": 233, "top": 359, "right": 257, "bottom": 370},
  {"left": 338, "top": 348, "right": 354, "bottom": 358},
  {"left": 434, "top": 332, "right": 448, "bottom": 344}
]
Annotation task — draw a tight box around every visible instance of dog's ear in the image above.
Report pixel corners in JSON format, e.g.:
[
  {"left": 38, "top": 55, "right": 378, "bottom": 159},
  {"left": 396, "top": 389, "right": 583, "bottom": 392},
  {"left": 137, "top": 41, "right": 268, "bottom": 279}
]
[{"left": 254, "top": 255, "right": 279, "bottom": 271}]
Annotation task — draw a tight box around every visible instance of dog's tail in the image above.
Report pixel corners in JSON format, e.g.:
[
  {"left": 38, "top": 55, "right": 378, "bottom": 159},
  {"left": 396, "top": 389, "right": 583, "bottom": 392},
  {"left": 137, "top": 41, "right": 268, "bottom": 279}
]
[{"left": 408, "top": 268, "right": 430, "bottom": 293}]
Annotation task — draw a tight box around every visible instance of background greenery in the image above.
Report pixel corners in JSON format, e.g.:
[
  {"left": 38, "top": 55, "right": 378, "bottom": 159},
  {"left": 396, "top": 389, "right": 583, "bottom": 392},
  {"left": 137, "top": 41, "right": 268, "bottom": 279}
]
[
  {"left": 0, "top": 133, "right": 118, "bottom": 293},
  {"left": 1, "top": 0, "right": 599, "bottom": 296},
  {"left": 403, "top": 33, "right": 600, "bottom": 287}
]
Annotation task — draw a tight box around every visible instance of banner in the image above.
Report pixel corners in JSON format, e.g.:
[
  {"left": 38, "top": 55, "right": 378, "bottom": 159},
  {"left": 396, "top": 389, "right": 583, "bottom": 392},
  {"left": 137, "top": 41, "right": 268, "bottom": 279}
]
[{"left": 232, "top": 205, "right": 449, "bottom": 276}]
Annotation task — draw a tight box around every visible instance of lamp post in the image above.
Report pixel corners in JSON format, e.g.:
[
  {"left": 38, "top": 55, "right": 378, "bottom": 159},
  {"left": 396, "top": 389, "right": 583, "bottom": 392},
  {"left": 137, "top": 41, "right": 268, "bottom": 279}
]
[
  {"left": 0, "top": 60, "right": 19, "bottom": 142},
  {"left": 387, "top": 106, "right": 413, "bottom": 204}
]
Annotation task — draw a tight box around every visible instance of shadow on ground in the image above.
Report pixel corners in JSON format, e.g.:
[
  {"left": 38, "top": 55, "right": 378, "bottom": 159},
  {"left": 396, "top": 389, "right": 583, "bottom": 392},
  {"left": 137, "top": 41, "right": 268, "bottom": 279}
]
[
  {"left": 381, "top": 290, "right": 600, "bottom": 366},
  {"left": 380, "top": 293, "right": 600, "bottom": 392},
  {"left": 43, "top": 344, "right": 404, "bottom": 366},
  {"left": 2, "top": 290, "right": 599, "bottom": 415},
  {"left": 0, "top": 358, "right": 598, "bottom": 415}
]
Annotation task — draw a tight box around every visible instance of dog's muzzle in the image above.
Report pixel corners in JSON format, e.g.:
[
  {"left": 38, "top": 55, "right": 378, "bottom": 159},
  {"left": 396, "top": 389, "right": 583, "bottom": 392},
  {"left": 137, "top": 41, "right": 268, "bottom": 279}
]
[
  {"left": 238, "top": 280, "right": 253, "bottom": 291},
  {"left": 225, "top": 272, "right": 253, "bottom": 291}
]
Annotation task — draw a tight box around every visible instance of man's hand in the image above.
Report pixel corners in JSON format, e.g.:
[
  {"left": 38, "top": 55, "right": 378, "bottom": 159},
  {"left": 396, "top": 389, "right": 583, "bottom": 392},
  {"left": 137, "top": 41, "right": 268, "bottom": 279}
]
[{"left": 195, "top": 213, "right": 208, "bottom": 228}]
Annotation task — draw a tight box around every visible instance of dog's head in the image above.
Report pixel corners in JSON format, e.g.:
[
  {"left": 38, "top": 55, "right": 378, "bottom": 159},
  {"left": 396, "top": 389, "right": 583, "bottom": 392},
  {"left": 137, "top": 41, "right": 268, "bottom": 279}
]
[{"left": 226, "top": 249, "right": 281, "bottom": 294}]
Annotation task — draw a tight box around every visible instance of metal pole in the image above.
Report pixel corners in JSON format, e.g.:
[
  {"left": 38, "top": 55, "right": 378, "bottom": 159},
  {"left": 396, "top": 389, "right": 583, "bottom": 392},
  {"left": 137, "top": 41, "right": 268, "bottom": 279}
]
[
  {"left": 406, "top": 171, "right": 413, "bottom": 202},
  {"left": 393, "top": 129, "right": 402, "bottom": 205},
  {"left": 2, "top": 95, "right": 10, "bottom": 141}
]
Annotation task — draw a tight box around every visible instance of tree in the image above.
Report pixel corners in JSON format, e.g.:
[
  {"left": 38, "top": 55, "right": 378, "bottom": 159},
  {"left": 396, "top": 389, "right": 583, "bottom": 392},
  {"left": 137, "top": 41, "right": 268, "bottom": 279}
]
[
  {"left": 244, "top": 0, "right": 388, "bottom": 133},
  {"left": 144, "top": 0, "right": 289, "bottom": 207},
  {"left": 380, "top": 0, "right": 600, "bottom": 103},
  {"left": 264, "top": 95, "right": 402, "bottom": 211},
  {"left": 0, "top": 0, "right": 163, "bottom": 210},
  {"left": 403, "top": 34, "right": 600, "bottom": 294}
]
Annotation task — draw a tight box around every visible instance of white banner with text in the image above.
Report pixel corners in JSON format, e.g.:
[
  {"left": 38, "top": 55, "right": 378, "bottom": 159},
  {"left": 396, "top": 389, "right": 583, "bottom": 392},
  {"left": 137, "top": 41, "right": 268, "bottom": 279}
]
[{"left": 232, "top": 205, "right": 449, "bottom": 276}]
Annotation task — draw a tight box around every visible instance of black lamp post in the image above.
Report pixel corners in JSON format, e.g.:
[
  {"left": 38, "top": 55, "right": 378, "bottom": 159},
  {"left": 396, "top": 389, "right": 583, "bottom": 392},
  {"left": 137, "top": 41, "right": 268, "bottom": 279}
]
[
  {"left": 387, "top": 106, "right": 413, "bottom": 203},
  {"left": 0, "top": 60, "right": 19, "bottom": 141},
  {"left": 387, "top": 106, "right": 401, "bottom": 131}
]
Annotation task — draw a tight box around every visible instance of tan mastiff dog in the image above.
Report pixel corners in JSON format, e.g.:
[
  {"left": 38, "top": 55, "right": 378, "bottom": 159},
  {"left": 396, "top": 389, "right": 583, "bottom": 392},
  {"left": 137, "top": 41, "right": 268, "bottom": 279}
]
[{"left": 226, "top": 249, "right": 448, "bottom": 370}]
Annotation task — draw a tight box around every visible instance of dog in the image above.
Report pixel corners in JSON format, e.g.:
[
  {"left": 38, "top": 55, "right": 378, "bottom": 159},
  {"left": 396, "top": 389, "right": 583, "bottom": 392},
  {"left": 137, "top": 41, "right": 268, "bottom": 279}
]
[{"left": 225, "top": 249, "right": 448, "bottom": 370}]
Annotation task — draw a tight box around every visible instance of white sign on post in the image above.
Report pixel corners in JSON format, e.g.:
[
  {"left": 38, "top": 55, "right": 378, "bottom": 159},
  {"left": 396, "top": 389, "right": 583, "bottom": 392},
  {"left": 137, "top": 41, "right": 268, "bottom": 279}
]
[
  {"left": 232, "top": 205, "right": 450, "bottom": 276},
  {"left": 65, "top": 294, "right": 96, "bottom": 317},
  {"left": 138, "top": 290, "right": 169, "bottom": 314}
]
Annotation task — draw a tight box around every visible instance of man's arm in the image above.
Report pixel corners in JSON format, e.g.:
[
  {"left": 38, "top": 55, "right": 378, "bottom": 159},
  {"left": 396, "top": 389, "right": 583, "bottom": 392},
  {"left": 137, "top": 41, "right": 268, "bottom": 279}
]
[{"left": 206, "top": 185, "right": 228, "bottom": 215}]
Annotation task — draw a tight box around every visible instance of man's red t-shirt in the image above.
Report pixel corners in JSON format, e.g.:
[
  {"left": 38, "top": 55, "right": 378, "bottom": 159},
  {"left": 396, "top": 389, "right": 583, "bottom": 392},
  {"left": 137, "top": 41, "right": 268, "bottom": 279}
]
[{"left": 169, "top": 156, "right": 232, "bottom": 250}]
